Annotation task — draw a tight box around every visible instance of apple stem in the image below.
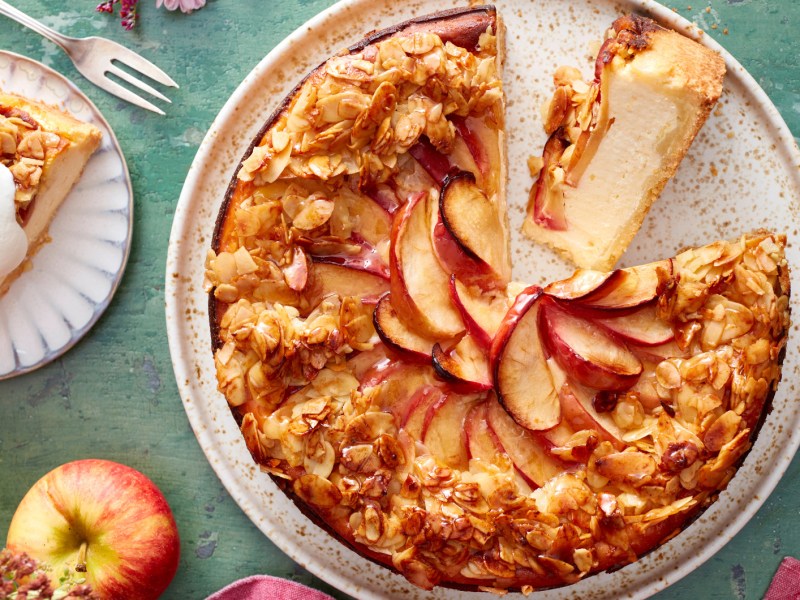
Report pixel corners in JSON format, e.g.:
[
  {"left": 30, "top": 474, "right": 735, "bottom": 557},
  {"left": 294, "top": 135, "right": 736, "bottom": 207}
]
[{"left": 76, "top": 541, "right": 88, "bottom": 573}]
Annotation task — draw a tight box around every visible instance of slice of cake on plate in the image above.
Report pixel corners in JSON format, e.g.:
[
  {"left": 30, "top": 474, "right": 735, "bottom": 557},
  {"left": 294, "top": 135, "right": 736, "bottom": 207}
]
[
  {"left": 0, "top": 92, "right": 102, "bottom": 295},
  {"left": 525, "top": 15, "right": 725, "bottom": 270}
]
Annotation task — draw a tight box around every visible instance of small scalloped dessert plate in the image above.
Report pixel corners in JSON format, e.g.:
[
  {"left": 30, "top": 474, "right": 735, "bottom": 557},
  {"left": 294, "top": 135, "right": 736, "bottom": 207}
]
[
  {"left": 166, "top": 0, "right": 800, "bottom": 598},
  {"left": 0, "top": 51, "right": 132, "bottom": 380}
]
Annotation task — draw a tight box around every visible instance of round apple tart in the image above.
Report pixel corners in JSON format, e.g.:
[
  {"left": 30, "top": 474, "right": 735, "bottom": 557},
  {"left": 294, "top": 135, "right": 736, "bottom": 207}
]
[{"left": 204, "top": 5, "right": 791, "bottom": 593}]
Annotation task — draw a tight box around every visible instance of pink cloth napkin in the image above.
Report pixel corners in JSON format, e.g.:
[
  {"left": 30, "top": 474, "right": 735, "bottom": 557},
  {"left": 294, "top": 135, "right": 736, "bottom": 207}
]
[
  {"left": 765, "top": 557, "right": 800, "bottom": 600},
  {"left": 206, "top": 575, "right": 335, "bottom": 600}
]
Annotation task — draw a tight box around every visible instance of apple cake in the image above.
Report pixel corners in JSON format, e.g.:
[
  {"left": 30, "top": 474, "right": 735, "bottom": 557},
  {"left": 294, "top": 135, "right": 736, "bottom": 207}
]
[
  {"left": 525, "top": 15, "right": 726, "bottom": 270},
  {"left": 0, "top": 92, "right": 102, "bottom": 295},
  {"left": 205, "top": 6, "right": 790, "bottom": 593}
]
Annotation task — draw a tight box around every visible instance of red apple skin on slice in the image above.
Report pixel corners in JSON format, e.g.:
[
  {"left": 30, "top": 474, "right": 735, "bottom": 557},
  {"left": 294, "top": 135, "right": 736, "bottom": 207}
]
[
  {"left": 629, "top": 339, "right": 688, "bottom": 363},
  {"left": 434, "top": 171, "right": 510, "bottom": 290},
  {"left": 347, "top": 345, "right": 389, "bottom": 381},
  {"left": 558, "top": 383, "right": 625, "bottom": 450},
  {"left": 544, "top": 269, "right": 622, "bottom": 302},
  {"left": 311, "top": 242, "right": 390, "bottom": 281},
  {"left": 408, "top": 136, "right": 452, "bottom": 186},
  {"left": 491, "top": 285, "right": 561, "bottom": 431},
  {"left": 465, "top": 403, "right": 536, "bottom": 494},
  {"left": 359, "top": 359, "right": 437, "bottom": 421},
  {"left": 449, "top": 275, "right": 509, "bottom": 349},
  {"left": 432, "top": 215, "right": 495, "bottom": 288},
  {"left": 451, "top": 115, "right": 488, "bottom": 176},
  {"left": 432, "top": 334, "right": 492, "bottom": 393},
  {"left": 572, "top": 259, "right": 674, "bottom": 311},
  {"left": 389, "top": 191, "right": 464, "bottom": 339},
  {"left": 306, "top": 261, "right": 389, "bottom": 307},
  {"left": 402, "top": 385, "right": 447, "bottom": 441},
  {"left": 486, "top": 397, "right": 567, "bottom": 488},
  {"left": 538, "top": 298, "right": 642, "bottom": 392},
  {"left": 363, "top": 183, "right": 401, "bottom": 215},
  {"left": 373, "top": 293, "right": 435, "bottom": 365},
  {"left": 597, "top": 304, "right": 675, "bottom": 347},
  {"left": 528, "top": 131, "right": 569, "bottom": 231},
  {"left": 465, "top": 403, "right": 501, "bottom": 462},
  {"left": 359, "top": 355, "right": 403, "bottom": 390}
]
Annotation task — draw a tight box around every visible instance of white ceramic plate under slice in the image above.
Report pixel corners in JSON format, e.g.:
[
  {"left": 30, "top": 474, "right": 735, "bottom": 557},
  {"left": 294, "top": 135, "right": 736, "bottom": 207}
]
[
  {"left": 0, "top": 51, "right": 133, "bottom": 380},
  {"left": 166, "top": 1, "right": 800, "bottom": 598}
]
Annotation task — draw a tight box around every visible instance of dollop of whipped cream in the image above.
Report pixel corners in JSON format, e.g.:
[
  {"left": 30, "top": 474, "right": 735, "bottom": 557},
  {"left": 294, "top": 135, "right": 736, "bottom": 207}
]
[{"left": 0, "top": 163, "right": 28, "bottom": 280}]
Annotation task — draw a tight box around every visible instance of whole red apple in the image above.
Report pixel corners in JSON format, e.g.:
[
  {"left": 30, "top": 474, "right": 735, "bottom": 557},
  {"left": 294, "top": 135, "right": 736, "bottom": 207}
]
[{"left": 6, "top": 459, "right": 180, "bottom": 600}]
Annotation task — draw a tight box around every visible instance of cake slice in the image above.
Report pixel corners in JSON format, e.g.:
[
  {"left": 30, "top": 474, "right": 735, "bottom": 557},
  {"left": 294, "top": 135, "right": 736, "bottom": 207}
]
[
  {"left": 0, "top": 92, "right": 102, "bottom": 294},
  {"left": 524, "top": 15, "right": 725, "bottom": 270}
]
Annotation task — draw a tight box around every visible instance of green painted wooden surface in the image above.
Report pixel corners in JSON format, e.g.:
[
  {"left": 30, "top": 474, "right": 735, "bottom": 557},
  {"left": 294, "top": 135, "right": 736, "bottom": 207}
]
[{"left": 0, "top": 1, "right": 798, "bottom": 598}]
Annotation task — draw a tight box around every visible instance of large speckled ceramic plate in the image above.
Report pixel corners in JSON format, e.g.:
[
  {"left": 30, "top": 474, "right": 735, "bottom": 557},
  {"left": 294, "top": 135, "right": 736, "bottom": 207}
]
[
  {"left": 0, "top": 51, "right": 132, "bottom": 380},
  {"left": 166, "top": 1, "right": 800, "bottom": 598}
]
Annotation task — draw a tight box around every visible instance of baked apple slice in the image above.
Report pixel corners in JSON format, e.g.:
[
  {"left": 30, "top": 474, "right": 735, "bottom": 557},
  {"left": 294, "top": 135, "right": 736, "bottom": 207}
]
[
  {"left": 596, "top": 304, "right": 675, "bottom": 347},
  {"left": 449, "top": 276, "right": 510, "bottom": 349},
  {"left": 465, "top": 402, "right": 536, "bottom": 493},
  {"left": 544, "top": 269, "right": 621, "bottom": 301},
  {"left": 485, "top": 396, "right": 566, "bottom": 488},
  {"left": 373, "top": 293, "right": 435, "bottom": 364},
  {"left": 538, "top": 297, "right": 642, "bottom": 391},
  {"left": 432, "top": 334, "right": 492, "bottom": 392},
  {"left": 307, "top": 238, "right": 390, "bottom": 281},
  {"left": 423, "top": 393, "right": 480, "bottom": 470},
  {"left": 465, "top": 402, "right": 500, "bottom": 462},
  {"left": 432, "top": 171, "right": 510, "bottom": 289},
  {"left": 408, "top": 136, "right": 452, "bottom": 186},
  {"left": 491, "top": 286, "right": 561, "bottom": 431},
  {"left": 305, "top": 261, "right": 389, "bottom": 307},
  {"left": 570, "top": 260, "right": 673, "bottom": 311},
  {"left": 401, "top": 384, "right": 447, "bottom": 440},
  {"left": 362, "top": 360, "right": 438, "bottom": 421},
  {"left": 524, "top": 15, "right": 725, "bottom": 269},
  {"left": 558, "top": 382, "right": 625, "bottom": 450},
  {"left": 389, "top": 192, "right": 464, "bottom": 339},
  {"left": 528, "top": 132, "right": 569, "bottom": 231}
]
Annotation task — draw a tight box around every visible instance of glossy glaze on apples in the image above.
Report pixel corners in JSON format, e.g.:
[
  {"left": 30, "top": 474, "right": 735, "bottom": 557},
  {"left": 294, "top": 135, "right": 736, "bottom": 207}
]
[{"left": 205, "top": 5, "right": 790, "bottom": 594}]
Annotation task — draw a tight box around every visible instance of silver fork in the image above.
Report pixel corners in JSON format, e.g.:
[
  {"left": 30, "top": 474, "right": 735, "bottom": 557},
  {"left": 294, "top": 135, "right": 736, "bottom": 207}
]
[{"left": 0, "top": 0, "right": 178, "bottom": 115}]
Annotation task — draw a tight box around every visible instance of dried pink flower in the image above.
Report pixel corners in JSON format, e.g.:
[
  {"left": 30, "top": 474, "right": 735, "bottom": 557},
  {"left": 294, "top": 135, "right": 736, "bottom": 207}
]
[
  {"left": 155, "top": 0, "right": 206, "bottom": 13},
  {"left": 96, "top": 0, "right": 139, "bottom": 30},
  {"left": 97, "top": 0, "right": 205, "bottom": 29}
]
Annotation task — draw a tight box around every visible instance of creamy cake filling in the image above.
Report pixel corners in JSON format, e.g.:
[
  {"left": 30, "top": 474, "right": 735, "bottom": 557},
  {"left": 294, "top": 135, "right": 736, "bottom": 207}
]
[
  {"left": 550, "top": 69, "right": 693, "bottom": 266},
  {"left": 0, "top": 164, "right": 27, "bottom": 281},
  {"left": 524, "top": 15, "right": 725, "bottom": 270}
]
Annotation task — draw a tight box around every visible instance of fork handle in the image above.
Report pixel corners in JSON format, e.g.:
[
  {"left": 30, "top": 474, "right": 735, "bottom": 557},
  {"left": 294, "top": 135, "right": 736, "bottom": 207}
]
[{"left": 0, "top": 0, "right": 75, "bottom": 52}]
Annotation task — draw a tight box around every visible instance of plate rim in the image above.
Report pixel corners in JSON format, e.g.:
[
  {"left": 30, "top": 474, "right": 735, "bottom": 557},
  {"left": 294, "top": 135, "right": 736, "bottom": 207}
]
[
  {"left": 0, "top": 49, "right": 134, "bottom": 381},
  {"left": 165, "top": 1, "right": 800, "bottom": 598}
]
